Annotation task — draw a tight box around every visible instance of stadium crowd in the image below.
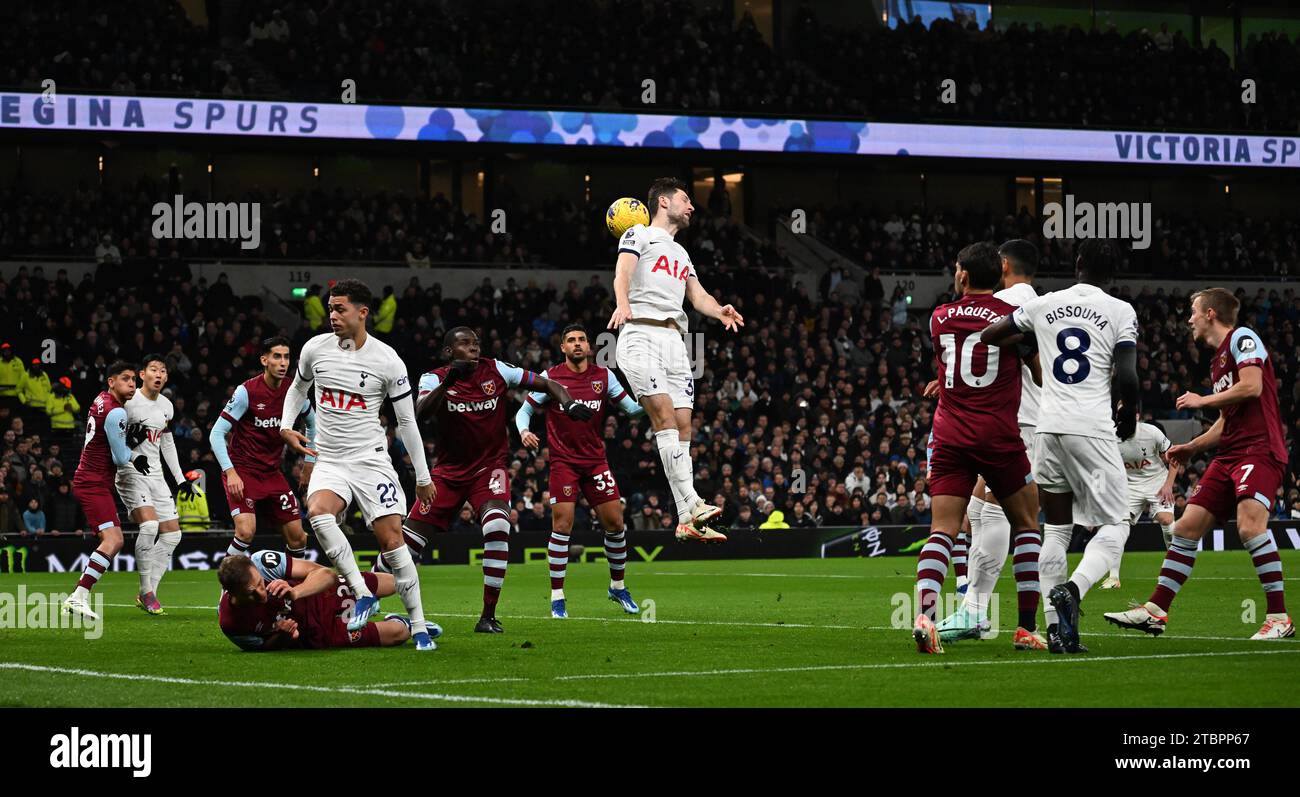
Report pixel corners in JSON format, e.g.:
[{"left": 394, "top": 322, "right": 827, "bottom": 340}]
[
  {"left": 1, "top": 251, "right": 1298, "bottom": 540},
  {"left": 5, "top": 178, "right": 1299, "bottom": 281},
  {"left": 5, "top": 1, "right": 1299, "bottom": 132},
  {"left": 782, "top": 204, "right": 1300, "bottom": 279}
]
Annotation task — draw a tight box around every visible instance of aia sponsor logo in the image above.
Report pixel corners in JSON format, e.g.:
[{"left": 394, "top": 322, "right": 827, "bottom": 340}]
[
  {"left": 318, "top": 388, "right": 367, "bottom": 410},
  {"left": 650, "top": 255, "right": 691, "bottom": 282}
]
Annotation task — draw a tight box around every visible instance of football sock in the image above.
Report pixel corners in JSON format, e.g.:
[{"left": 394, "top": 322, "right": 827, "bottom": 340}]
[
  {"left": 1244, "top": 532, "right": 1287, "bottom": 615},
  {"left": 226, "top": 536, "right": 252, "bottom": 558},
  {"left": 1012, "top": 528, "right": 1042, "bottom": 631},
  {"left": 678, "top": 439, "right": 701, "bottom": 509},
  {"left": 1071, "top": 522, "right": 1128, "bottom": 598},
  {"left": 1160, "top": 522, "right": 1174, "bottom": 548},
  {"left": 548, "top": 532, "right": 570, "bottom": 591},
  {"left": 966, "top": 495, "right": 987, "bottom": 550},
  {"left": 134, "top": 520, "right": 159, "bottom": 594},
  {"left": 1039, "top": 523, "right": 1072, "bottom": 625},
  {"left": 952, "top": 532, "right": 969, "bottom": 584},
  {"left": 149, "top": 531, "right": 181, "bottom": 594},
  {"left": 382, "top": 546, "right": 427, "bottom": 636},
  {"left": 915, "top": 531, "right": 954, "bottom": 622},
  {"left": 286, "top": 542, "right": 307, "bottom": 558},
  {"left": 655, "top": 429, "right": 693, "bottom": 523},
  {"left": 1149, "top": 534, "right": 1199, "bottom": 612},
  {"left": 963, "top": 501, "right": 1012, "bottom": 618},
  {"left": 481, "top": 509, "right": 511, "bottom": 616},
  {"left": 76, "top": 548, "right": 114, "bottom": 592},
  {"left": 605, "top": 528, "right": 627, "bottom": 585},
  {"left": 310, "top": 514, "right": 371, "bottom": 598}
]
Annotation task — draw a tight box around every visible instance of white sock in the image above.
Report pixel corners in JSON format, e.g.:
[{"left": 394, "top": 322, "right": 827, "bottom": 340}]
[
  {"left": 310, "top": 514, "right": 371, "bottom": 597},
  {"left": 551, "top": 588, "right": 565, "bottom": 601},
  {"left": 610, "top": 579, "right": 625, "bottom": 590},
  {"left": 134, "top": 520, "right": 159, "bottom": 594},
  {"left": 1109, "top": 566, "right": 1120, "bottom": 579},
  {"left": 967, "top": 495, "right": 987, "bottom": 551},
  {"left": 72, "top": 585, "right": 89, "bottom": 600},
  {"left": 963, "top": 501, "right": 1011, "bottom": 618},
  {"left": 1161, "top": 522, "right": 1174, "bottom": 548},
  {"left": 655, "top": 429, "right": 694, "bottom": 522},
  {"left": 149, "top": 531, "right": 182, "bottom": 594},
  {"left": 677, "top": 439, "right": 700, "bottom": 509},
  {"left": 1071, "top": 523, "right": 1129, "bottom": 598},
  {"left": 382, "top": 546, "right": 426, "bottom": 636},
  {"left": 1040, "top": 523, "right": 1072, "bottom": 625}
]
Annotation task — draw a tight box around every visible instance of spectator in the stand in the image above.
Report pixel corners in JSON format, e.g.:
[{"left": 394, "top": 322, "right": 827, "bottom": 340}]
[
  {"left": 94, "top": 235, "right": 122, "bottom": 266},
  {"left": 47, "top": 481, "right": 80, "bottom": 534},
  {"left": 19, "top": 360, "right": 52, "bottom": 436},
  {"left": 22, "top": 497, "right": 44, "bottom": 536},
  {"left": 521, "top": 502, "right": 550, "bottom": 532},
  {"left": 0, "top": 343, "right": 24, "bottom": 414},
  {"left": 303, "top": 284, "right": 325, "bottom": 330},
  {"left": 790, "top": 502, "right": 819, "bottom": 528},
  {"left": 0, "top": 486, "right": 20, "bottom": 535}
]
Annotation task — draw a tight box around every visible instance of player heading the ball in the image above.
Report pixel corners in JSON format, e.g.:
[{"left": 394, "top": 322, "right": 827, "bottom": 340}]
[
  {"left": 607, "top": 177, "right": 743, "bottom": 543},
  {"left": 279, "top": 279, "right": 440, "bottom": 652}
]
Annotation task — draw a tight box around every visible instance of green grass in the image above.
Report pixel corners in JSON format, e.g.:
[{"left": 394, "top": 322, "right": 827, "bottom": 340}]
[{"left": 1, "top": 552, "right": 1297, "bottom": 707}]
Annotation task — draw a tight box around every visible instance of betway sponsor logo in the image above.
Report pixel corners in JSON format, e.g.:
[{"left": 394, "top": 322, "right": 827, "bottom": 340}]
[
  {"left": 252, "top": 416, "right": 280, "bottom": 429},
  {"left": 574, "top": 399, "right": 601, "bottom": 411},
  {"left": 50, "top": 727, "right": 151, "bottom": 778},
  {"left": 447, "top": 396, "right": 499, "bottom": 413}
]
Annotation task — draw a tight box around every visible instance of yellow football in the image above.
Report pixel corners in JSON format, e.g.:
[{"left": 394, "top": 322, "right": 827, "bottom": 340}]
[{"left": 606, "top": 197, "right": 650, "bottom": 238}]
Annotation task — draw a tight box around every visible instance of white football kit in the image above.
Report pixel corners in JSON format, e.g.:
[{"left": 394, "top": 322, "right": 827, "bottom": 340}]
[
  {"left": 1118, "top": 421, "right": 1175, "bottom": 521},
  {"left": 115, "top": 390, "right": 184, "bottom": 522},
  {"left": 1013, "top": 283, "right": 1139, "bottom": 526},
  {"left": 995, "top": 281, "right": 1042, "bottom": 469},
  {"left": 614, "top": 223, "right": 697, "bottom": 409},
  {"left": 287, "top": 333, "right": 417, "bottom": 524}
]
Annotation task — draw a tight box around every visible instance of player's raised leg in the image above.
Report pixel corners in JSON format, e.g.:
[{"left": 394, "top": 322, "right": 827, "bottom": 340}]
[
  {"left": 305, "top": 488, "right": 373, "bottom": 603},
  {"left": 1106, "top": 502, "right": 1211, "bottom": 636}
]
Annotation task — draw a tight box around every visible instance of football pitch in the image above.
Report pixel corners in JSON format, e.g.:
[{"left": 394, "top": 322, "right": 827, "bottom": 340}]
[{"left": 2, "top": 552, "right": 1297, "bottom": 708}]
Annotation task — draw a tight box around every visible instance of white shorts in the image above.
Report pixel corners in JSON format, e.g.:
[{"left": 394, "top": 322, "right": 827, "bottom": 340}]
[
  {"left": 114, "top": 469, "right": 178, "bottom": 522},
  {"left": 1127, "top": 482, "right": 1175, "bottom": 522},
  {"left": 615, "top": 323, "right": 695, "bottom": 409},
  {"left": 1020, "top": 424, "right": 1038, "bottom": 479},
  {"left": 1034, "top": 432, "right": 1127, "bottom": 527},
  {"left": 307, "top": 457, "right": 406, "bottom": 525}
]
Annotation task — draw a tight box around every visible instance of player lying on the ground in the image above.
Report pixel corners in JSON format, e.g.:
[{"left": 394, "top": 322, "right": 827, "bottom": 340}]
[
  {"left": 913, "top": 241, "right": 1046, "bottom": 655},
  {"left": 210, "top": 335, "right": 316, "bottom": 562},
  {"left": 1105, "top": 288, "right": 1293, "bottom": 640},
  {"left": 398, "top": 326, "right": 589, "bottom": 634},
  {"left": 516, "top": 323, "right": 645, "bottom": 619},
  {"left": 217, "top": 550, "right": 434, "bottom": 651}
]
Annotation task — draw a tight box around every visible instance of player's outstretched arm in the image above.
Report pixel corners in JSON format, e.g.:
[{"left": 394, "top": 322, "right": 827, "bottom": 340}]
[
  {"left": 391, "top": 393, "right": 432, "bottom": 488},
  {"left": 1176, "top": 365, "right": 1263, "bottom": 411},
  {"left": 980, "top": 316, "right": 1023, "bottom": 347},
  {"left": 685, "top": 275, "right": 744, "bottom": 332},
  {"left": 105, "top": 406, "right": 133, "bottom": 468},
  {"left": 278, "top": 372, "right": 318, "bottom": 457},
  {"left": 515, "top": 399, "right": 542, "bottom": 449},
  {"left": 607, "top": 252, "right": 637, "bottom": 329},
  {"left": 534, "top": 375, "right": 593, "bottom": 421},
  {"left": 1167, "top": 417, "right": 1224, "bottom": 466}
]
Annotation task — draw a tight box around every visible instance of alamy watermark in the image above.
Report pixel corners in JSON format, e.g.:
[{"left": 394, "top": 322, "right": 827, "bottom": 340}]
[
  {"left": 151, "top": 195, "right": 261, "bottom": 250},
  {"left": 1, "top": 586, "right": 103, "bottom": 639},
  {"left": 1042, "top": 195, "right": 1151, "bottom": 250}
]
